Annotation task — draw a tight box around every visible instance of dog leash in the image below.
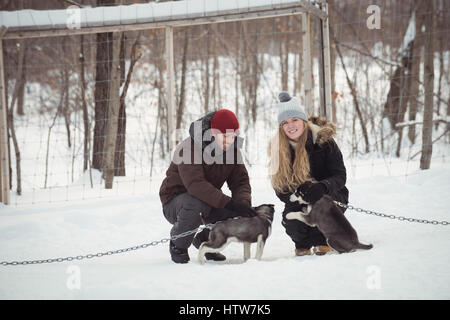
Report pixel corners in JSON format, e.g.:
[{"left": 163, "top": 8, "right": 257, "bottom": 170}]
[
  {"left": 0, "top": 223, "right": 216, "bottom": 266},
  {"left": 2, "top": 203, "right": 448, "bottom": 266},
  {"left": 334, "top": 201, "right": 449, "bottom": 226}
]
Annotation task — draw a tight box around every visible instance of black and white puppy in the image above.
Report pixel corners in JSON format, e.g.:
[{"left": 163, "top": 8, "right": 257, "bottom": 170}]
[
  {"left": 198, "top": 204, "right": 275, "bottom": 264},
  {"left": 287, "top": 182, "right": 373, "bottom": 254}
]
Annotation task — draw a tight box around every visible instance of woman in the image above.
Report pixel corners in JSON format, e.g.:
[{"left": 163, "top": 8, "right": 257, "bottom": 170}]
[{"left": 268, "top": 92, "right": 349, "bottom": 256}]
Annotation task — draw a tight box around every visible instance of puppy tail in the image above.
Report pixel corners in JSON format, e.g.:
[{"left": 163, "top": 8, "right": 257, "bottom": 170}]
[{"left": 356, "top": 243, "right": 373, "bottom": 250}]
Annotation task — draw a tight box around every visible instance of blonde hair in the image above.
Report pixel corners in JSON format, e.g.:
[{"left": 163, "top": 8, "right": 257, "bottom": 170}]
[{"left": 268, "top": 121, "right": 311, "bottom": 193}]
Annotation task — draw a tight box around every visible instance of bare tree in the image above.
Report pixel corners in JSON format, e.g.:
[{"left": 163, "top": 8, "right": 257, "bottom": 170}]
[
  {"left": 408, "top": 0, "right": 427, "bottom": 144},
  {"left": 420, "top": 0, "right": 434, "bottom": 169},
  {"left": 115, "top": 34, "right": 141, "bottom": 176},
  {"left": 334, "top": 41, "right": 370, "bottom": 154},
  {"left": 102, "top": 31, "right": 122, "bottom": 188},
  {"left": 79, "top": 35, "right": 90, "bottom": 173},
  {"left": 176, "top": 29, "right": 189, "bottom": 130},
  {"left": 7, "top": 39, "right": 26, "bottom": 195},
  {"left": 92, "top": 0, "right": 115, "bottom": 170}
]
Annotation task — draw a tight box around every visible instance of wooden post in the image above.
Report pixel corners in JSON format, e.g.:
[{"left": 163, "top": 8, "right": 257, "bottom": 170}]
[
  {"left": 302, "top": 12, "right": 313, "bottom": 116},
  {"left": 317, "top": 3, "right": 332, "bottom": 120},
  {"left": 317, "top": 15, "right": 326, "bottom": 118},
  {"left": 0, "top": 28, "right": 10, "bottom": 204},
  {"left": 102, "top": 31, "right": 122, "bottom": 189},
  {"left": 322, "top": 4, "right": 332, "bottom": 121},
  {"left": 165, "top": 27, "right": 175, "bottom": 152}
]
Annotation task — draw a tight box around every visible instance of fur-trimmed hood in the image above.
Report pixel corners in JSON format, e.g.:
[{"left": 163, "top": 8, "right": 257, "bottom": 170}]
[{"left": 307, "top": 116, "right": 337, "bottom": 146}]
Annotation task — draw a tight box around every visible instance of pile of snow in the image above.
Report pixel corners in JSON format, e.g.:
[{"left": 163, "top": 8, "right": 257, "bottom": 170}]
[{"left": 0, "top": 164, "right": 449, "bottom": 299}]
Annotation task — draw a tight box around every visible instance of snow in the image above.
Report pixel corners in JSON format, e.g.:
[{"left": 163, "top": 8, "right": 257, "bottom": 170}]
[
  {"left": 0, "top": 163, "right": 449, "bottom": 299},
  {"left": 0, "top": 0, "right": 304, "bottom": 31}
]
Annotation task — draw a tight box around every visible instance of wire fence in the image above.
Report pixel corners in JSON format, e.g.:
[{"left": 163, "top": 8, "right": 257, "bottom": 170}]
[{"left": 1, "top": 0, "right": 449, "bottom": 206}]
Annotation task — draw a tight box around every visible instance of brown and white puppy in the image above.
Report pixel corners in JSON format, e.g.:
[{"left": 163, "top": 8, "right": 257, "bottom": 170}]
[
  {"left": 198, "top": 204, "right": 275, "bottom": 264},
  {"left": 287, "top": 183, "right": 372, "bottom": 254}
]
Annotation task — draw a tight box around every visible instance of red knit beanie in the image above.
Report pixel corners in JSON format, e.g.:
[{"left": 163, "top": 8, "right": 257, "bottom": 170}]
[{"left": 210, "top": 109, "right": 239, "bottom": 133}]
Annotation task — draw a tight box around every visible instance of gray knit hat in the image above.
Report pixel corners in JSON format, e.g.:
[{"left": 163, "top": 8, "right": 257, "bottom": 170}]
[{"left": 277, "top": 92, "right": 308, "bottom": 125}]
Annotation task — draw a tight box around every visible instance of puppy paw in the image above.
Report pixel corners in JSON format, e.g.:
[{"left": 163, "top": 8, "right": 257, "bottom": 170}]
[
  {"left": 289, "top": 194, "right": 298, "bottom": 202},
  {"left": 286, "top": 211, "right": 302, "bottom": 220}
]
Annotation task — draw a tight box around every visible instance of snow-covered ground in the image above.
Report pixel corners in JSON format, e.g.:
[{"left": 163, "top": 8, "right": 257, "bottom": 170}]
[{"left": 0, "top": 161, "right": 449, "bottom": 300}]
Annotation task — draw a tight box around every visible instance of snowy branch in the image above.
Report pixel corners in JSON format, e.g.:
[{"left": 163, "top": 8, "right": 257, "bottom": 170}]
[{"left": 395, "top": 117, "right": 449, "bottom": 129}]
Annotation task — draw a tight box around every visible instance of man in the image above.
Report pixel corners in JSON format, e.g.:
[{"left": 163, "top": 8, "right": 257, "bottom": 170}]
[{"left": 159, "top": 109, "right": 256, "bottom": 263}]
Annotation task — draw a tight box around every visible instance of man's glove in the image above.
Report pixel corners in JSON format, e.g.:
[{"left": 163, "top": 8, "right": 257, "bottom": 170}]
[
  {"left": 225, "top": 199, "right": 257, "bottom": 218},
  {"left": 302, "top": 183, "right": 327, "bottom": 204}
]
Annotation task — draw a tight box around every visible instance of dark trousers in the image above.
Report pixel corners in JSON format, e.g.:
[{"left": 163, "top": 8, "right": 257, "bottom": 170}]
[
  {"left": 282, "top": 213, "right": 327, "bottom": 249},
  {"left": 162, "top": 193, "right": 212, "bottom": 249},
  {"left": 163, "top": 193, "right": 242, "bottom": 249}
]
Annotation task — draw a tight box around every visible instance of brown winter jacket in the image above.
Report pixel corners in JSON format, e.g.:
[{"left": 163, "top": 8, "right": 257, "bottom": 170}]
[{"left": 159, "top": 111, "right": 252, "bottom": 208}]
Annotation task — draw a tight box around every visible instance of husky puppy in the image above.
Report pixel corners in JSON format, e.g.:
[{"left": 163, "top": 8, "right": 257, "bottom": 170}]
[
  {"left": 198, "top": 204, "right": 275, "bottom": 264},
  {"left": 287, "top": 183, "right": 372, "bottom": 254}
]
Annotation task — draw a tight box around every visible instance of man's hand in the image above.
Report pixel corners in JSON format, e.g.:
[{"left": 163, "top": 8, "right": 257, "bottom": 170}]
[{"left": 225, "top": 199, "right": 257, "bottom": 217}]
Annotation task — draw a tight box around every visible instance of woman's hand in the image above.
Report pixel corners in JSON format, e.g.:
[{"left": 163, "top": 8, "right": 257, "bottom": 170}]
[{"left": 302, "top": 183, "right": 327, "bottom": 203}]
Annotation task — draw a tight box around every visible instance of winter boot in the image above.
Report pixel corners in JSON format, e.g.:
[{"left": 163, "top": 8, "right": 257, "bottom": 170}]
[
  {"left": 193, "top": 229, "right": 226, "bottom": 261},
  {"left": 295, "top": 248, "right": 313, "bottom": 256},
  {"left": 169, "top": 241, "right": 190, "bottom": 264},
  {"left": 312, "top": 245, "right": 333, "bottom": 256}
]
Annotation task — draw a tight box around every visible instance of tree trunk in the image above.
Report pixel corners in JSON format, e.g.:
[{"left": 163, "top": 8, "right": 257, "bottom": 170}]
[
  {"left": 7, "top": 39, "right": 26, "bottom": 195},
  {"left": 240, "top": 21, "right": 250, "bottom": 132},
  {"left": 327, "top": 0, "right": 337, "bottom": 123},
  {"left": 114, "top": 33, "right": 126, "bottom": 177},
  {"left": 176, "top": 29, "right": 189, "bottom": 130},
  {"left": 420, "top": 0, "right": 434, "bottom": 169},
  {"left": 435, "top": 35, "right": 443, "bottom": 130},
  {"left": 92, "top": 31, "right": 112, "bottom": 170},
  {"left": 115, "top": 35, "right": 141, "bottom": 176},
  {"left": 102, "top": 31, "right": 122, "bottom": 188},
  {"left": 44, "top": 107, "right": 59, "bottom": 189},
  {"left": 79, "top": 35, "right": 90, "bottom": 172},
  {"left": 17, "top": 54, "right": 26, "bottom": 116},
  {"left": 63, "top": 66, "right": 71, "bottom": 148},
  {"left": 92, "top": 0, "right": 115, "bottom": 170},
  {"left": 335, "top": 42, "right": 370, "bottom": 153},
  {"left": 250, "top": 28, "right": 259, "bottom": 123},
  {"left": 235, "top": 23, "right": 240, "bottom": 118},
  {"left": 408, "top": 0, "right": 427, "bottom": 144},
  {"left": 280, "top": 18, "right": 289, "bottom": 91},
  {"left": 204, "top": 25, "right": 211, "bottom": 114},
  {"left": 154, "top": 32, "right": 167, "bottom": 159}
]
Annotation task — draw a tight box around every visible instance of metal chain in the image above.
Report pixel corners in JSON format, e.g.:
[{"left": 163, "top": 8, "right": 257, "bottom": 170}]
[
  {"left": 0, "top": 223, "right": 215, "bottom": 266},
  {"left": 2, "top": 201, "right": 449, "bottom": 266},
  {"left": 334, "top": 201, "right": 450, "bottom": 226}
]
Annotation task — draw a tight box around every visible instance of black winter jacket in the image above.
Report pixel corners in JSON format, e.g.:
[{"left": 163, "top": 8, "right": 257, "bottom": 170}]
[{"left": 275, "top": 117, "right": 349, "bottom": 214}]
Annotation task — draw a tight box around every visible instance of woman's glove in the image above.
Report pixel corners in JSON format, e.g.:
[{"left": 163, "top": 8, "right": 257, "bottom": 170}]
[
  {"left": 296, "top": 181, "right": 313, "bottom": 197},
  {"left": 302, "top": 183, "right": 327, "bottom": 204},
  {"left": 225, "top": 199, "right": 258, "bottom": 217}
]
